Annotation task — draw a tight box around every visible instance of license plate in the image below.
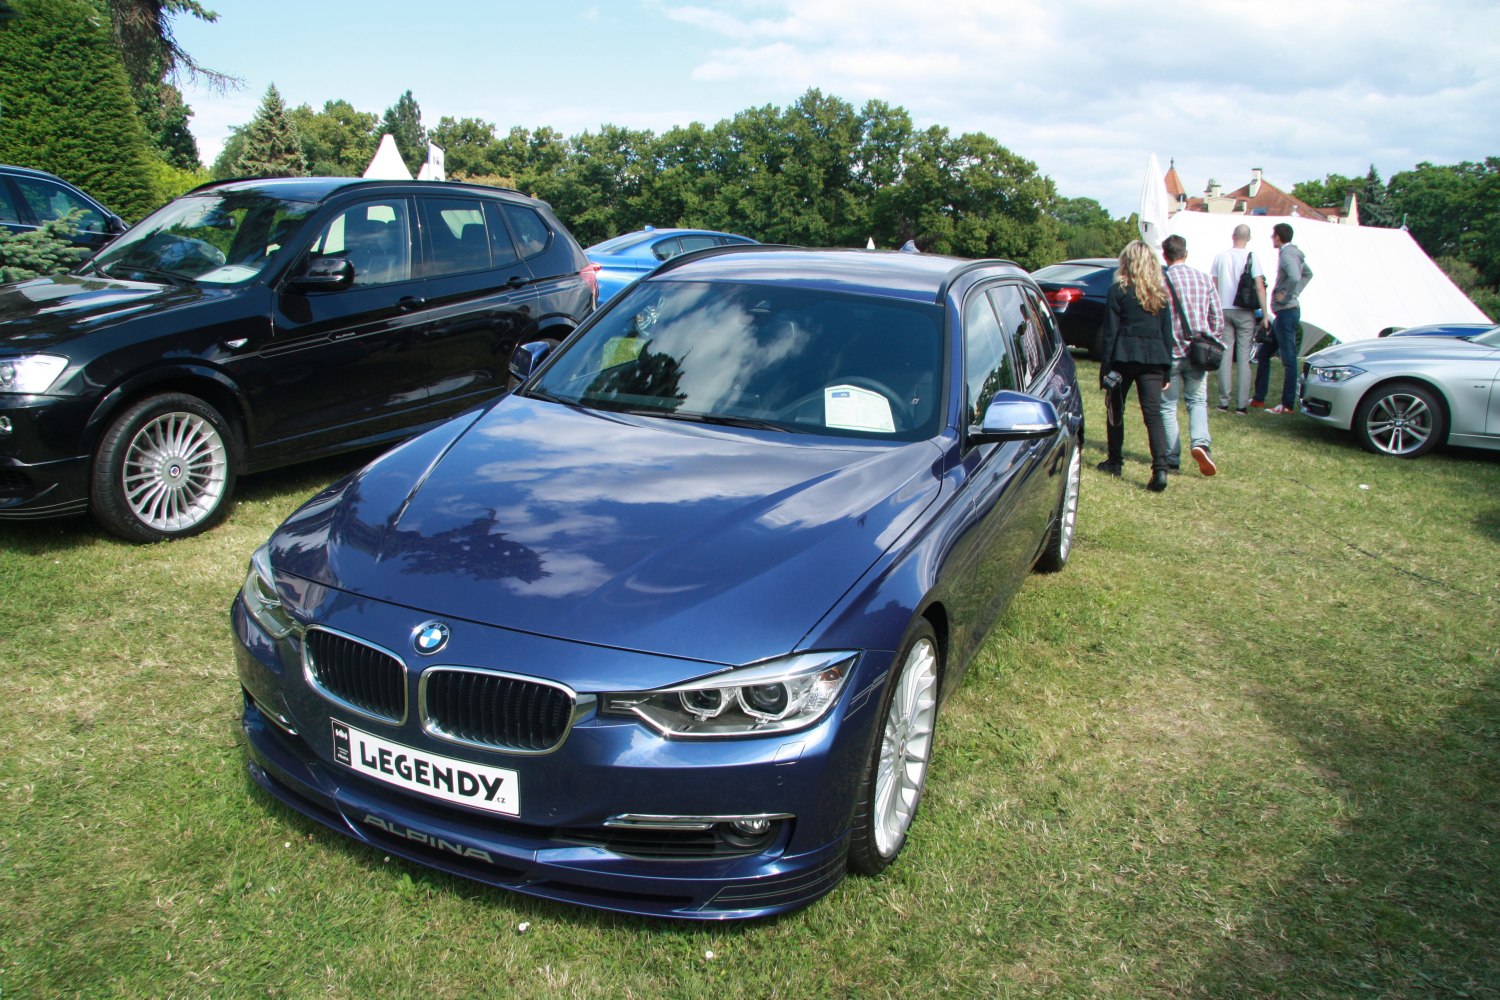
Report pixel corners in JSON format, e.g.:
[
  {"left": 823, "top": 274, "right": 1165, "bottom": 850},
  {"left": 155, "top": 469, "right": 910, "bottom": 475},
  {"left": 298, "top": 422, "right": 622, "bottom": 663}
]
[{"left": 331, "top": 719, "right": 520, "bottom": 817}]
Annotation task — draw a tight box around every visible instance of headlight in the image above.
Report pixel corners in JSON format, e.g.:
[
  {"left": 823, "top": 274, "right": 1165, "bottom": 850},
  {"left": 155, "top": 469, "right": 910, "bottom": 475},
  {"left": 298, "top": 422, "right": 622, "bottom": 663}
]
[
  {"left": 1309, "top": 365, "right": 1366, "bottom": 384},
  {"left": 241, "top": 544, "right": 297, "bottom": 639},
  {"left": 0, "top": 354, "right": 68, "bottom": 393},
  {"left": 603, "top": 651, "right": 857, "bottom": 738}
]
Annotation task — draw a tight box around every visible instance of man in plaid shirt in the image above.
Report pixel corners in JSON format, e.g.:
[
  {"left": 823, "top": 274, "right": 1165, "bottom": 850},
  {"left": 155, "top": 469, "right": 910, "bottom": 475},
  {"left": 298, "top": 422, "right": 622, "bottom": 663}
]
[{"left": 1160, "top": 235, "right": 1224, "bottom": 476}]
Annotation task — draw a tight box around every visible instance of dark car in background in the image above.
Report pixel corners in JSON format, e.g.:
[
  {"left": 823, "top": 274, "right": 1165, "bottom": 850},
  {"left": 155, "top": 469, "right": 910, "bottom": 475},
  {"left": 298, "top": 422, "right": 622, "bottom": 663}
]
[
  {"left": 233, "top": 246, "right": 1084, "bottom": 919},
  {"left": 0, "top": 164, "right": 128, "bottom": 252},
  {"left": 1030, "top": 257, "right": 1117, "bottom": 358},
  {"left": 587, "top": 226, "right": 757, "bottom": 302},
  {"left": 0, "top": 177, "right": 595, "bottom": 541}
]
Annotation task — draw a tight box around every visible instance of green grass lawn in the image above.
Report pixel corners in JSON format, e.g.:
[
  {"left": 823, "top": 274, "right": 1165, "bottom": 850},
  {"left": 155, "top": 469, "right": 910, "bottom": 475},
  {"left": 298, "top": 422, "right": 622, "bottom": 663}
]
[{"left": 3, "top": 362, "right": 1498, "bottom": 998}]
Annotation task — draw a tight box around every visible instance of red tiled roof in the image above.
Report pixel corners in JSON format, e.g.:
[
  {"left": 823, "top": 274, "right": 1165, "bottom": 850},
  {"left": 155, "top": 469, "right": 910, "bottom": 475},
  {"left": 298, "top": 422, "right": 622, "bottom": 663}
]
[
  {"left": 1221, "top": 178, "right": 1329, "bottom": 221},
  {"left": 1164, "top": 164, "right": 1186, "bottom": 199}
]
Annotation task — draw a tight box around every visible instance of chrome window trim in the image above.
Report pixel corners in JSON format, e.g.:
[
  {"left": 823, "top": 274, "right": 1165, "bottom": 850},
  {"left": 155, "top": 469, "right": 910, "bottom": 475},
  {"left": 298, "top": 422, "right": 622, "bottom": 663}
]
[
  {"left": 418, "top": 665, "right": 593, "bottom": 756},
  {"left": 301, "top": 625, "right": 409, "bottom": 727}
]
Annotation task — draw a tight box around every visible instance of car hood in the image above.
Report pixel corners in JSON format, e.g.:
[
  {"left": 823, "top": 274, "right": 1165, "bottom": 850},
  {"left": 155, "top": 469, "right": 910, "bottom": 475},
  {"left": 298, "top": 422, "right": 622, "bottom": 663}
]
[
  {"left": 1310, "top": 336, "right": 1499, "bottom": 367},
  {"left": 271, "top": 395, "right": 944, "bottom": 664},
  {"left": 0, "top": 272, "right": 210, "bottom": 348}
]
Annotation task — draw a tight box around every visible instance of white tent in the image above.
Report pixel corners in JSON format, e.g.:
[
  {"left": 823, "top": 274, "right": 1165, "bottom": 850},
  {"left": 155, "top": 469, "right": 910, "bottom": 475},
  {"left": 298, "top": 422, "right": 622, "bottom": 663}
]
[
  {"left": 363, "top": 134, "right": 413, "bottom": 180},
  {"left": 416, "top": 142, "right": 446, "bottom": 182},
  {"left": 1162, "top": 211, "right": 1489, "bottom": 348}
]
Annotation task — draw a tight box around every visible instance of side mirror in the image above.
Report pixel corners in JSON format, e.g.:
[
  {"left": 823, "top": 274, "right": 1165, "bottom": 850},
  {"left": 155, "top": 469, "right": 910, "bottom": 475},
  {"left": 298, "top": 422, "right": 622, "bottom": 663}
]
[
  {"left": 106, "top": 215, "right": 128, "bottom": 235},
  {"left": 509, "top": 340, "right": 557, "bottom": 381},
  {"left": 969, "top": 391, "right": 1060, "bottom": 445},
  {"left": 292, "top": 256, "right": 354, "bottom": 291}
]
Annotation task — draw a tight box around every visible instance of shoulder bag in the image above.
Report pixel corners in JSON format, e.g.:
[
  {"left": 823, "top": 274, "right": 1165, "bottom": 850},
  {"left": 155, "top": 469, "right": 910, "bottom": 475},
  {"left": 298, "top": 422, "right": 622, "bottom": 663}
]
[{"left": 1167, "top": 274, "right": 1225, "bottom": 372}]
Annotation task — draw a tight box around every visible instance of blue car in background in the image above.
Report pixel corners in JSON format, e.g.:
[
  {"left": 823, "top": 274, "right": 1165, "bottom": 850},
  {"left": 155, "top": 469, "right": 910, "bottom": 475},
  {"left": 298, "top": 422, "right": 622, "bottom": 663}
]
[
  {"left": 233, "top": 246, "right": 1083, "bottom": 919},
  {"left": 586, "top": 226, "right": 757, "bottom": 301},
  {"left": 1380, "top": 322, "right": 1499, "bottom": 339}
]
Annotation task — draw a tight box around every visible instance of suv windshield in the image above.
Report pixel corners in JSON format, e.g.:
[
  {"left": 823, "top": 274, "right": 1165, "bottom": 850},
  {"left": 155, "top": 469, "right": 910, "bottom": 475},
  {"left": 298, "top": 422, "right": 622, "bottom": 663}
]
[
  {"left": 91, "top": 192, "right": 318, "bottom": 286},
  {"left": 527, "top": 280, "right": 944, "bottom": 440}
]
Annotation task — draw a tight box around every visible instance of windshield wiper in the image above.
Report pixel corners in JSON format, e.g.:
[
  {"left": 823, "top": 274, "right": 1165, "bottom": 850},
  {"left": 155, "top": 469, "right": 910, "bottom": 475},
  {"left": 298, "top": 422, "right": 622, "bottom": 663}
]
[
  {"left": 102, "top": 264, "right": 193, "bottom": 288},
  {"left": 589, "top": 403, "right": 788, "bottom": 432}
]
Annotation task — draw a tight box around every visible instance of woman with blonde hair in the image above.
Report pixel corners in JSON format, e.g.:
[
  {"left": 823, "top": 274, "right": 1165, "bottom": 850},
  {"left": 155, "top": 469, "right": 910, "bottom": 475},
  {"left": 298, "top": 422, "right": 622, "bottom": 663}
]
[{"left": 1098, "top": 240, "right": 1176, "bottom": 492}]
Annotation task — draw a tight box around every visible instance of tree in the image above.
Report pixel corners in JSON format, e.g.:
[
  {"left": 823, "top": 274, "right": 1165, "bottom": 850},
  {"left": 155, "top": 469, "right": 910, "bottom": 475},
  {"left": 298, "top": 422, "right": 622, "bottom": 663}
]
[
  {"left": 1291, "top": 172, "right": 1359, "bottom": 212},
  {"left": 290, "top": 99, "right": 378, "bottom": 176},
  {"left": 0, "top": 0, "right": 159, "bottom": 219},
  {"left": 234, "top": 84, "right": 307, "bottom": 178},
  {"left": 380, "top": 90, "right": 427, "bottom": 175},
  {"left": 1050, "top": 196, "right": 1135, "bottom": 260},
  {"left": 428, "top": 116, "right": 501, "bottom": 179}
]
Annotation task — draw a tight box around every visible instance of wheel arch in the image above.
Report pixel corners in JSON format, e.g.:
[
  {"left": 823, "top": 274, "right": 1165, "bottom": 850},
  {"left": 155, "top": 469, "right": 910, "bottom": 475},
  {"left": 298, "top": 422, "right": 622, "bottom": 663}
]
[
  {"left": 1356, "top": 374, "right": 1453, "bottom": 444},
  {"left": 82, "top": 366, "right": 252, "bottom": 469}
]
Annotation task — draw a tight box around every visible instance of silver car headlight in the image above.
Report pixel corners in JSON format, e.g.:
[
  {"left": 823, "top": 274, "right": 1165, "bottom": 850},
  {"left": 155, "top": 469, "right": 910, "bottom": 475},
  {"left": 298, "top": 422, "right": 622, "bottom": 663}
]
[
  {"left": 0, "top": 354, "right": 68, "bottom": 393},
  {"left": 1309, "top": 365, "right": 1366, "bottom": 384},
  {"left": 603, "top": 650, "right": 857, "bottom": 738},
  {"left": 241, "top": 544, "right": 297, "bottom": 639}
]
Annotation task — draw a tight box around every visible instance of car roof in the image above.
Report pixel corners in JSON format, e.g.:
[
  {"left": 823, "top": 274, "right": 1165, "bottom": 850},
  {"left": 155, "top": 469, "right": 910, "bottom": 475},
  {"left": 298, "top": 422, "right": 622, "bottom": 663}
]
[
  {"left": 0, "top": 163, "right": 75, "bottom": 184},
  {"left": 649, "top": 246, "right": 1025, "bottom": 304},
  {"left": 588, "top": 227, "right": 754, "bottom": 253},
  {"left": 184, "top": 176, "right": 533, "bottom": 205}
]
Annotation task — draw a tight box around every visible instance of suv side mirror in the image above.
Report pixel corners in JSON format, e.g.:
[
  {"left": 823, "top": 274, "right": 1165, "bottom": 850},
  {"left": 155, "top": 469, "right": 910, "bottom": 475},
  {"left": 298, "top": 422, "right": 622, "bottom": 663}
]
[
  {"left": 292, "top": 256, "right": 355, "bottom": 291},
  {"left": 509, "top": 340, "right": 557, "bottom": 381},
  {"left": 969, "top": 391, "right": 1060, "bottom": 446},
  {"left": 106, "top": 215, "right": 128, "bottom": 235}
]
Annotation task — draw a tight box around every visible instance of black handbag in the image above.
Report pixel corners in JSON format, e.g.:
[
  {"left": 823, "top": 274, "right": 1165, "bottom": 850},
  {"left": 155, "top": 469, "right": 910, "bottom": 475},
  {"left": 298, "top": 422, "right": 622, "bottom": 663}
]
[
  {"left": 1232, "top": 253, "right": 1259, "bottom": 310},
  {"left": 1167, "top": 274, "right": 1225, "bottom": 372}
]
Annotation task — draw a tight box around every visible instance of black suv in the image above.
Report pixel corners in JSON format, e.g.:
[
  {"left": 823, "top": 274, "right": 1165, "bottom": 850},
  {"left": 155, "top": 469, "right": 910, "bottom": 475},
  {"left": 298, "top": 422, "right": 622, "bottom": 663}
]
[
  {"left": 0, "top": 164, "right": 128, "bottom": 252},
  {"left": 0, "top": 177, "right": 596, "bottom": 541}
]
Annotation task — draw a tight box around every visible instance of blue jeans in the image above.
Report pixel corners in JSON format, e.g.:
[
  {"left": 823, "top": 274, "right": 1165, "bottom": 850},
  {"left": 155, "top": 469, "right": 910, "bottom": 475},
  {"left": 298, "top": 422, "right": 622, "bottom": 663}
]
[
  {"left": 1161, "top": 358, "right": 1211, "bottom": 465},
  {"left": 1253, "top": 306, "right": 1300, "bottom": 408}
]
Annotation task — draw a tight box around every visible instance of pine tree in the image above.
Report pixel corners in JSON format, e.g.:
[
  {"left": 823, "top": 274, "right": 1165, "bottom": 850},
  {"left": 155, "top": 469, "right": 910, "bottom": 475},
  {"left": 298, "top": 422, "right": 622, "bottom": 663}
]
[
  {"left": 0, "top": 0, "right": 160, "bottom": 219},
  {"left": 380, "top": 90, "right": 427, "bottom": 175},
  {"left": 235, "top": 84, "right": 308, "bottom": 178}
]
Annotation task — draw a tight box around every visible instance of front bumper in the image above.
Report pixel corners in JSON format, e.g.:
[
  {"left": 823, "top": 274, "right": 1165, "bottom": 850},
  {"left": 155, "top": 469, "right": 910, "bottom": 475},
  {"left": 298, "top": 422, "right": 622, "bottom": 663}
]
[
  {"left": 1298, "top": 364, "right": 1365, "bottom": 429},
  {"left": 0, "top": 394, "right": 93, "bottom": 519},
  {"left": 232, "top": 596, "right": 884, "bottom": 920}
]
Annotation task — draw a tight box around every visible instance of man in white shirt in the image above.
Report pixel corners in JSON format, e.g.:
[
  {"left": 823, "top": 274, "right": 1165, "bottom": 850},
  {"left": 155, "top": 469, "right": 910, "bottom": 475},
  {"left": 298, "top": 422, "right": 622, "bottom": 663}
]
[{"left": 1209, "top": 224, "right": 1269, "bottom": 413}]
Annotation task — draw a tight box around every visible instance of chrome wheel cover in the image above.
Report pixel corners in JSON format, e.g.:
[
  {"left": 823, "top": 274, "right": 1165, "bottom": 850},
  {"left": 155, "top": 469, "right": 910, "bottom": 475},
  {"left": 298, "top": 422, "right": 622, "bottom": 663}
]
[
  {"left": 1365, "top": 391, "right": 1433, "bottom": 456},
  {"left": 873, "top": 636, "right": 939, "bottom": 857},
  {"left": 1057, "top": 445, "right": 1081, "bottom": 562},
  {"left": 121, "top": 411, "right": 228, "bottom": 532}
]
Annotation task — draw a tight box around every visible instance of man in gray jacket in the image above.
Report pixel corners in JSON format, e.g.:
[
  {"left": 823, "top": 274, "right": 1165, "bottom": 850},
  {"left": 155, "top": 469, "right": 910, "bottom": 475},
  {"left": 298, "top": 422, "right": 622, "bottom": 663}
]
[{"left": 1253, "top": 222, "right": 1313, "bottom": 414}]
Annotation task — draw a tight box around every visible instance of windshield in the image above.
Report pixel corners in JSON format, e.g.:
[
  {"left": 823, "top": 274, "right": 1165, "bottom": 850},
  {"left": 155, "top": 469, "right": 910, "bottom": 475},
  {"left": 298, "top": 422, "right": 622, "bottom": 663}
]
[
  {"left": 91, "top": 192, "right": 318, "bottom": 286},
  {"left": 527, "top": 279, "right": 945, "bottom": 441}
]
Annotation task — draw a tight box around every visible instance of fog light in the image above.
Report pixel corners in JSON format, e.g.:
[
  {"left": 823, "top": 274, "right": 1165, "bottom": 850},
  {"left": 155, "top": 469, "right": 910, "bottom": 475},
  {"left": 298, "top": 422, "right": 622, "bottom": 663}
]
[
  {"left": 0, "top": 416, "right": 11, "bottom": 435},
  {"left": 730, "top": 818, "right": 772, "bottom": 836}
]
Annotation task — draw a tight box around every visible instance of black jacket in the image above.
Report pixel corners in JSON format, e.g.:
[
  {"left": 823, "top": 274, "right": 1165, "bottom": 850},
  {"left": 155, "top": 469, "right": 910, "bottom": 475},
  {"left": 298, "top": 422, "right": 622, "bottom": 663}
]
[{"left": 1100, "top": 281, "right": 1174, "bottom": 373}]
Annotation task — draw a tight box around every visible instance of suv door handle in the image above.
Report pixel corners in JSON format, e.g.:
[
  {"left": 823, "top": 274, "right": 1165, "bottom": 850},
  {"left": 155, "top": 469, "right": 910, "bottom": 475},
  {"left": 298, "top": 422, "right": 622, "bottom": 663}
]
[
  {"left": 397, "top": 296, "right": 426, "bottom": 311},
  {"left": 505, "top": 275, "right": 529, "bottom": 290}
]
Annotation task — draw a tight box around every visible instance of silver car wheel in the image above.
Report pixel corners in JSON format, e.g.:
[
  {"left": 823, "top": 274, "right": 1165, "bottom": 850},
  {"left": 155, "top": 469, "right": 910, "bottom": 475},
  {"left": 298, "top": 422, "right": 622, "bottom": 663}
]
[
  {"left": 1364, "top": 390, "right": 1434, "bottom": 456},
  {"left": 873, "top": 635, "right": 939, "bottom": 857},
  {"left": 121, "top": 410, "right": 229, "bottom": 532}
]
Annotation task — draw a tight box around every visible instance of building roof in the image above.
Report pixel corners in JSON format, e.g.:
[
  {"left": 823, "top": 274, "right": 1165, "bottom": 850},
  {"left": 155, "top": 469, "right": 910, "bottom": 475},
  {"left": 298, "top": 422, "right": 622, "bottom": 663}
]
[{"left": 1164, "top": 161, "right": 1187, "bottom": 199}]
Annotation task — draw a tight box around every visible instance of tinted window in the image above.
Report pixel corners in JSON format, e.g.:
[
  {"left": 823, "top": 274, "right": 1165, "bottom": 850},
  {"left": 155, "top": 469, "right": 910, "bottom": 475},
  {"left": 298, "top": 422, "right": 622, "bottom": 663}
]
[
  {"left": 13, "top": 176, "right": 105, "bottom": 233},
  {"left": 674, "top": 235, "right": 720, "bottom": 256},
  {"left": 962, "top": 288, "right": 1016, "bottom": 424},
  {"left": 482, "top": 202, "right": 520, "bottom": 267},
  {"left": 420, "top": 198, "right": 490, "bottom": 277},
  {"left": 504, "top": 204, "right": 551, "bottom": 258},
  {"left": 0, "top": 182, "right": 20, "bottom": 224},
  {"left": 1023, "top": 286, "right": 1063, "bottom": 363},
  {"left": 309, "top": 200, "right": 412, "bottom": 287},
  {"left": 1032, "top": 263, "right": 1110, "bottom": 284}
]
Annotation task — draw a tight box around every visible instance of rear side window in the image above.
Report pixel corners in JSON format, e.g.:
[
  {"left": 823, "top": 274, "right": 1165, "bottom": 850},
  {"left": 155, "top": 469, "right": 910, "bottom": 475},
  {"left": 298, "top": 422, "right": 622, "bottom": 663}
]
[
  {"left": 482, "top": 202, "right": 521, "bottom": 267},
  {"left": 0, "top": 181, "right": 21, "bottom": 224},
  {"left": 503, "top": 204, "right": 551, "bottom": 259},
  {"left": 419, "top": 198, "right": 491, "bottom": 278},
  {"left": 988, "top": 283, "right": 1053, "bottom": 389},
  {"left": 1023, "top": 286, "right": 1064, "bottom": 363}
]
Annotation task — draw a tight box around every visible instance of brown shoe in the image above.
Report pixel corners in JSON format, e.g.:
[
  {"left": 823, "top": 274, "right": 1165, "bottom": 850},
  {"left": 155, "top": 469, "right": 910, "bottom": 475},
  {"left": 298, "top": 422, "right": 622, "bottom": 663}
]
[{"left": 1191, "top": 445, "right": 1217, "bottom": 477}]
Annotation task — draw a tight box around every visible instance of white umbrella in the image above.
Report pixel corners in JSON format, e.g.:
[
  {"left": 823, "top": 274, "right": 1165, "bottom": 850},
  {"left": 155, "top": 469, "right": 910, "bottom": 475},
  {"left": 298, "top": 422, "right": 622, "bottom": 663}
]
[{"left": 1138, "top": 153, "right": 1170, "bottom": 251}]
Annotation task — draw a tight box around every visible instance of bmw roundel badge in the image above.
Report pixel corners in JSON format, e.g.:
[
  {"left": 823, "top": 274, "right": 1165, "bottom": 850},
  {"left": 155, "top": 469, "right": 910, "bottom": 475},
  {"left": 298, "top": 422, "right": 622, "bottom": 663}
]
[{"left": 412, "top": 621, "right": 450, "bottom": 656}]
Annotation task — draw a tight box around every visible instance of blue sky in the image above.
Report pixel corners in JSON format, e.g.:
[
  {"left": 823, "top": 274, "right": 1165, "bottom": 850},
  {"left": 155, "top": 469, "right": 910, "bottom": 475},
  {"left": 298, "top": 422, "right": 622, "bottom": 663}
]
[{"left": 177, "top": 0, "right": 1500, "bottom": 218}]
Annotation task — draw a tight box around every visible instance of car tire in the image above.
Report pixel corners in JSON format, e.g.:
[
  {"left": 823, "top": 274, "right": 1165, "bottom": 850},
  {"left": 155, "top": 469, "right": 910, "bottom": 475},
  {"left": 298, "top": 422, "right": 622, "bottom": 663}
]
[
  {"left": 1352, "top": 381, "right": 1445, "bottom": 458},
  {"left": 91, "top": 393, "right": 237, "bottom": 542},
  {"left": 1034, "top": 442, "right": 1081, "bottom": 572},
  {"left": 848, "top": 618, "right": 940, "bottom": 876}
]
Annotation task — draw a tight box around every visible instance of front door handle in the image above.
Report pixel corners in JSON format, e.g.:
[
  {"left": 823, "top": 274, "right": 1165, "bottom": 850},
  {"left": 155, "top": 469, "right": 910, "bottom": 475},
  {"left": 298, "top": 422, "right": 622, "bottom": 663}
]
[{"left": 397, "top": 296, "right": 426, "bottom": 312}]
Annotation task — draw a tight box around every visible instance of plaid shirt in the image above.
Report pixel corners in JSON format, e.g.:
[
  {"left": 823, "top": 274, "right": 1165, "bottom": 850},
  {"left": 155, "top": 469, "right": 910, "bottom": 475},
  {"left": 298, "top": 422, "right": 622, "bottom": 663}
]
[{"left": 1163, "top": 263, "right": 1224, "bottom": 358}]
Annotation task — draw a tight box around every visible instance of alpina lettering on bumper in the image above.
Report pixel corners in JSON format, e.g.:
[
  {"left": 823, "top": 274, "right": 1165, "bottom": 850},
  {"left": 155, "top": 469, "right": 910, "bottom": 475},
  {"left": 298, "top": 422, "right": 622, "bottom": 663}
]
[{"left": 331, "top": 719, "right": 520, "bottom": 816}]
